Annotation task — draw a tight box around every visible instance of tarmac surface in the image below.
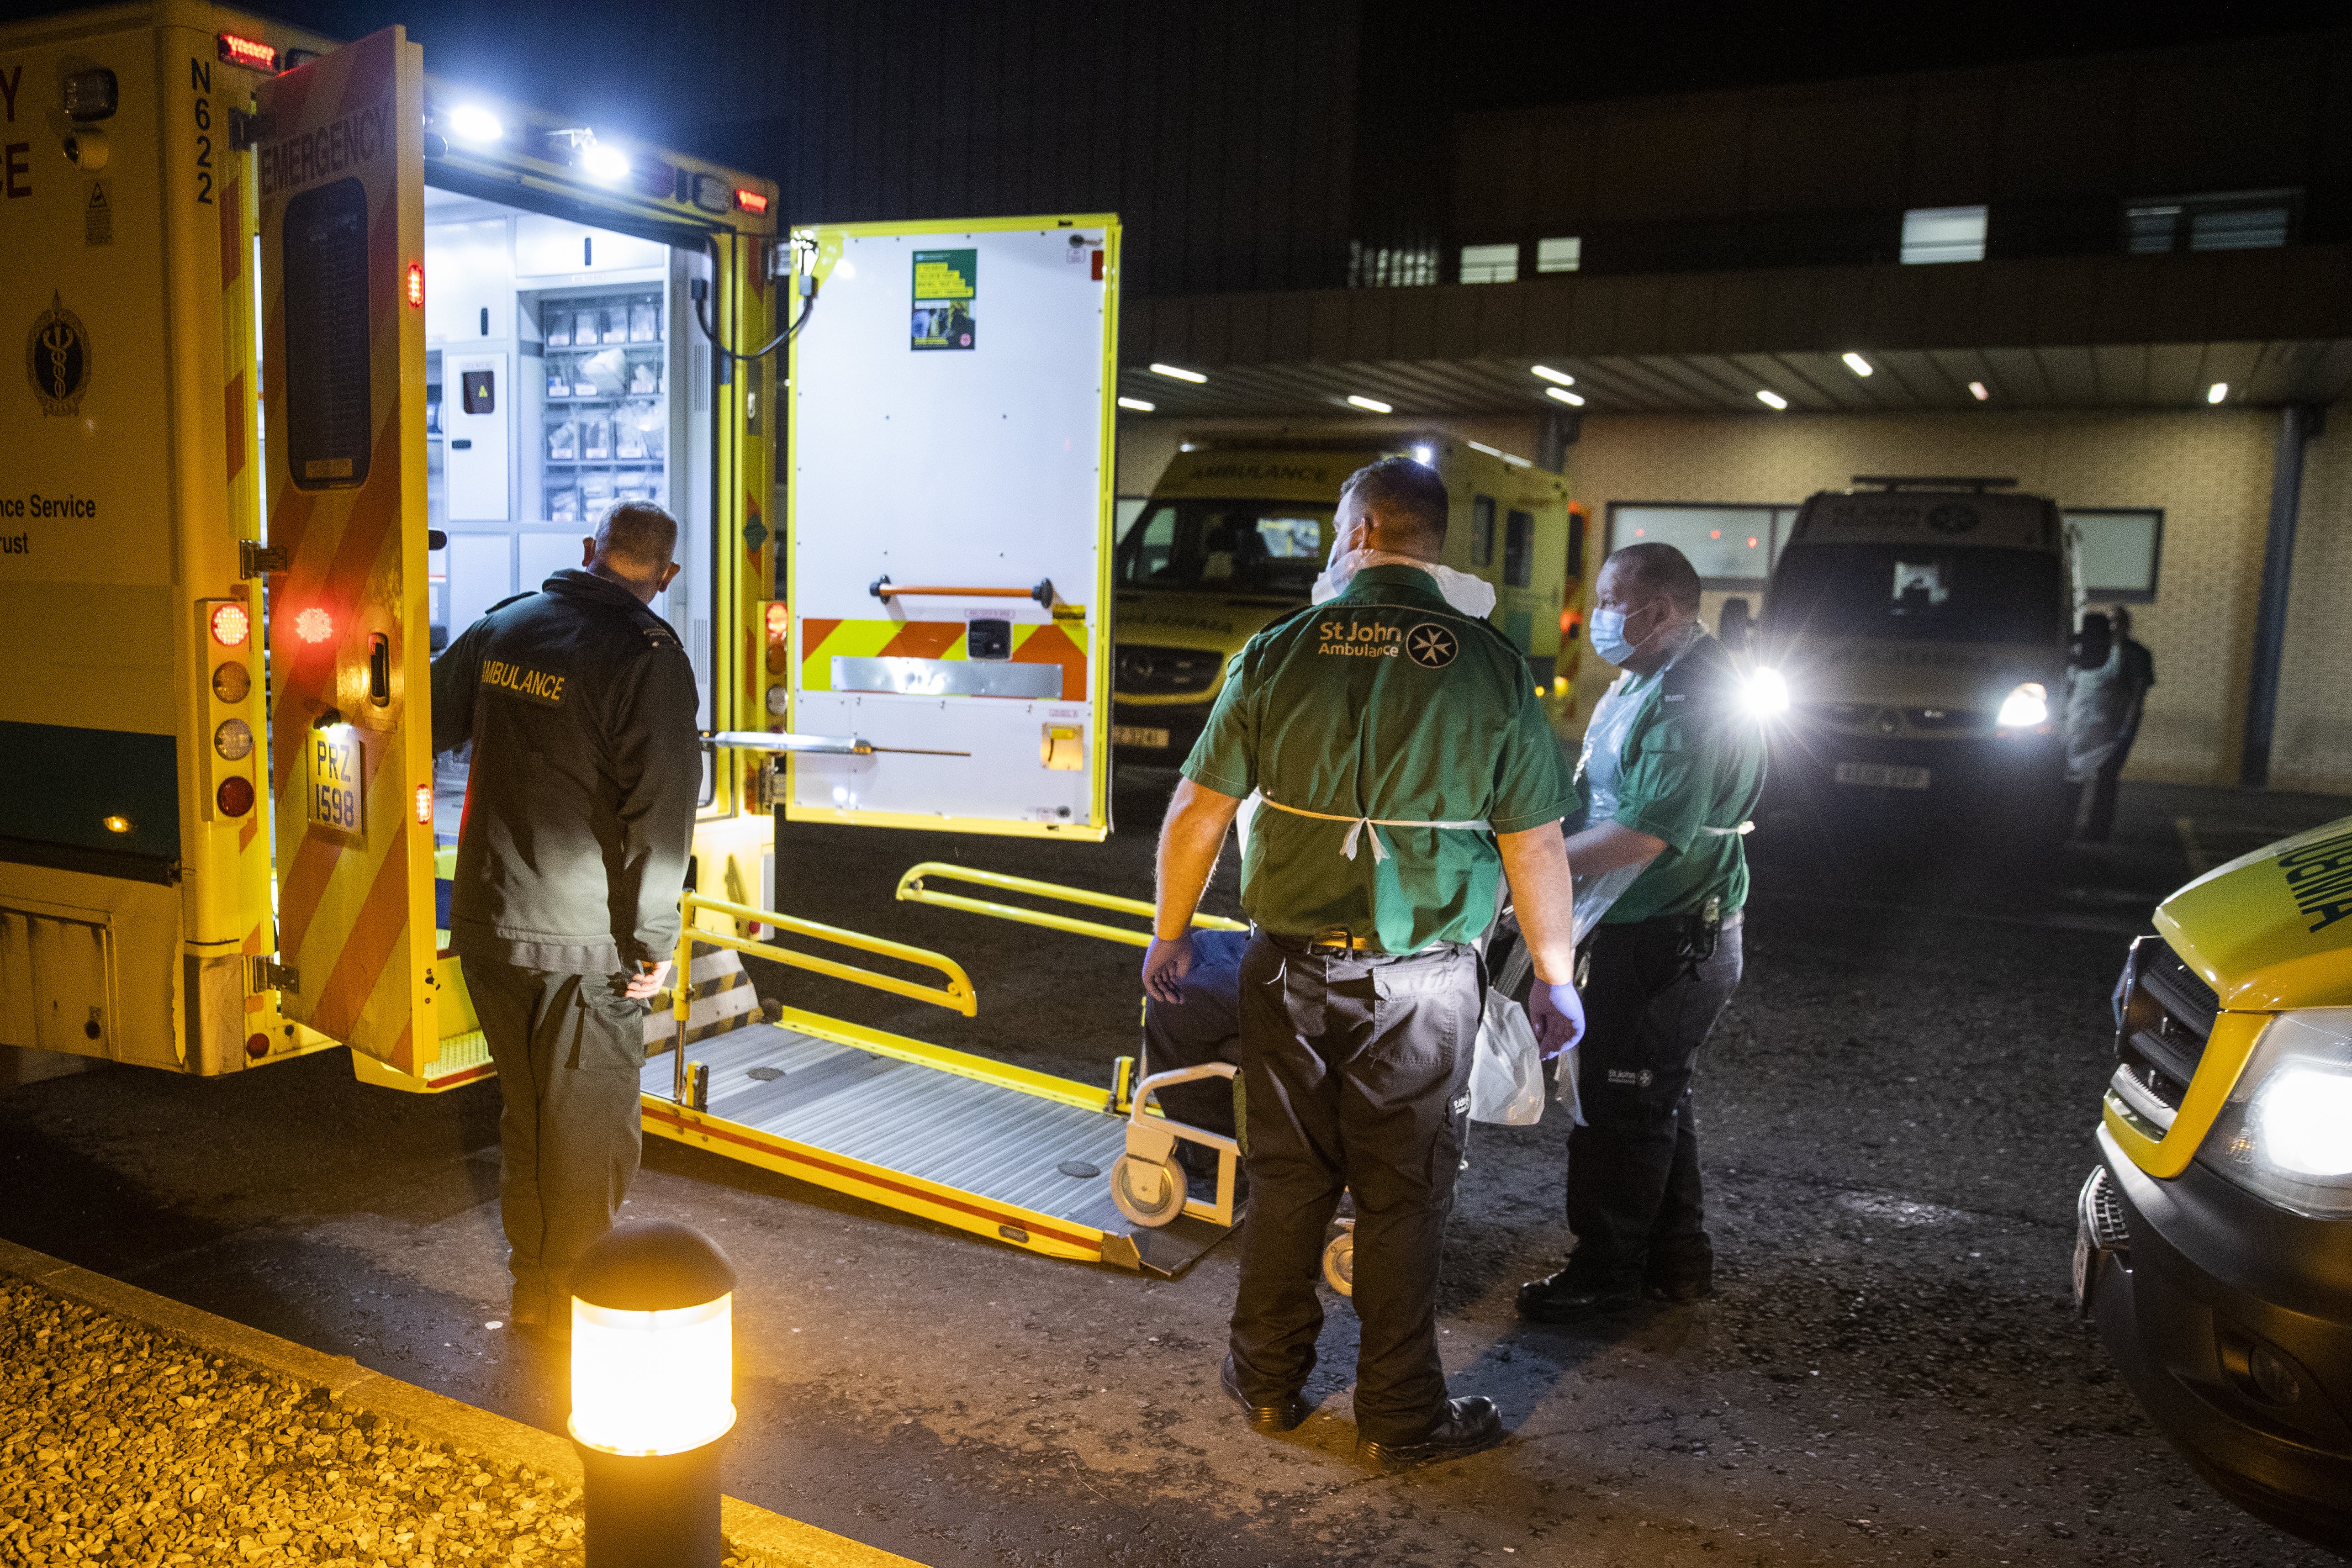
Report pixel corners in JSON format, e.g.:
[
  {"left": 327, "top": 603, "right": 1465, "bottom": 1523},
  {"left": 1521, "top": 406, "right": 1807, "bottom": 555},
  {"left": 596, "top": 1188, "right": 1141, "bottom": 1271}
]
[{"left": 5, "top": 775, "right": 2349, "bottom": 1567}]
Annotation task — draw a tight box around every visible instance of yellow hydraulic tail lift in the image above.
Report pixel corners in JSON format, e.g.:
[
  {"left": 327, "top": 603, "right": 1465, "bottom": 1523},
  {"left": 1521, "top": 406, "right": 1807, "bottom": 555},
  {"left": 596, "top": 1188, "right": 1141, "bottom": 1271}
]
[{"left": 638, "top": 859, "right": 1250, "bottom": 1275}]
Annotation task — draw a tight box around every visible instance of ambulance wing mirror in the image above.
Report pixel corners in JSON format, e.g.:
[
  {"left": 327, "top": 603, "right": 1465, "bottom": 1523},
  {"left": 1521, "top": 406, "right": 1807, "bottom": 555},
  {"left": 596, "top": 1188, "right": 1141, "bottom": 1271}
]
[{"left": 2071, "top": 611, "right": 2112, "bottom": 671}]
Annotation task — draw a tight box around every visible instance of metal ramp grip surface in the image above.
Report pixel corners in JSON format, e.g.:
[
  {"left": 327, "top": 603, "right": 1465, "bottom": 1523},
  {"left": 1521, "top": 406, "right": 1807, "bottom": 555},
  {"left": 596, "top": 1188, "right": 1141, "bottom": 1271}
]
[{"left": 639, "top": 894, "right": 1230, "bottom": 1276}]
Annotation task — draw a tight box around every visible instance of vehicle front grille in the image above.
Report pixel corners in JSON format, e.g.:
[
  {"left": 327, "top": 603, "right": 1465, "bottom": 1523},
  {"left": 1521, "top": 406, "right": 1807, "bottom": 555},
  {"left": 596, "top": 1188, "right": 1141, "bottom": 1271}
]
[
  {"left": 1115, "top": 645, "right": 1222, "bottom": 696},
  {"left": 2114, "top": 935, "right": 2219, "bottom": 1115},
  {"left": 1904, "top": 707, "right": 1989, "bottom": 732}
]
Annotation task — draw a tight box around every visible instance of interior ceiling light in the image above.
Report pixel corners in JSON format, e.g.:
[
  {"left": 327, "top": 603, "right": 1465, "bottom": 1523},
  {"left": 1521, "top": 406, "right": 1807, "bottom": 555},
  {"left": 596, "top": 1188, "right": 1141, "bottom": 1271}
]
[
  {"left": 448, "top": 104, "right": 502, "bottom": 144},
  {"left": 1466, "top": 440, "right": 1502, "bottom": 457},
  {"left": 2207, "top": 382, "right": 2229, "bottom": 405},
  {"left": 1116, "top": 396, "right": 1155, "bottom": 412},
  {"left": 1346, "top": 395, "right": 1392, "bottom": 413},
  {"left": 1756, "top": 389, "right": 1789, "bottom": 410},
  {"left": 1546, "top": 386, "right": 1584, "bottom": 407},
  {"left": 1968, "top": 381, "right": 1991, "bottom": 401},
  {"left": 1842, "top": 352, "right": 1873, "bottom": 377},
  {"left": 1530, "top": 364, "right": 1574, "bottom": 386},
  {"left": 1149, "top": 363, "right": 1206, "bottom": 384},
  {"left": 1500, "top": 452, "right": 1531, "bottom": 468}
]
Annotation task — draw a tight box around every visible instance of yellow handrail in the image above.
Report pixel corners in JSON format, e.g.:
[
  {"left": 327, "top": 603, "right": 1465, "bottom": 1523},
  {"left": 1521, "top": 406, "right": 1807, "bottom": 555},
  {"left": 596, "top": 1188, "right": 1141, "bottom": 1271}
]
[
  {"left": 893, "top": 862, "right": 1247, "bottom": 950},
  {"left": 674, "top": 892, "right": 978, "bottom": 1019}
]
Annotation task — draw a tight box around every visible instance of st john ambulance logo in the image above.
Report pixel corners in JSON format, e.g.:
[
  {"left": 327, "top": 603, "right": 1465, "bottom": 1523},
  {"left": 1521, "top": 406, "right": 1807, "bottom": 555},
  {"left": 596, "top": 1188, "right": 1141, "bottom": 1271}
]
[
  {"left": 1406, "top": 623, "right": 1458, "bottom": 668},
  {"left": 26, "top": 292, "right": 92, "bottom": 417}
]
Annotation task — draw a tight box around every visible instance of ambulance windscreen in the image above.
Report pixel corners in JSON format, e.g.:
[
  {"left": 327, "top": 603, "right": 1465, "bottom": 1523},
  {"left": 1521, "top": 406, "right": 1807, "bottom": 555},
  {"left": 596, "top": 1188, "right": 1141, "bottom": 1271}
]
[
  {"left": 282, "top": 178, "right": 373, "bottom": 489},
  {"left": 1763, "top": 544, "right": 2063, "bottom": 646}
]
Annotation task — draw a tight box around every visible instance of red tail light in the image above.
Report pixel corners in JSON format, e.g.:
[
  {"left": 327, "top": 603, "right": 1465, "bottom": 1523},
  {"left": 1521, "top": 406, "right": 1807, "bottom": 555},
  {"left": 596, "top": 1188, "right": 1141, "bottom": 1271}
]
[
  {"left": 209, "top": 602, "right": 251, "bottom": 646},
  {"left": 217, "top": 776, "right": 256, "bottom": 817},
  {"left": 407, "top": 261, "right": 425, "bottom": 308},
  {"left": 217, "top": 33, "right": 278, "bottom": 72}
]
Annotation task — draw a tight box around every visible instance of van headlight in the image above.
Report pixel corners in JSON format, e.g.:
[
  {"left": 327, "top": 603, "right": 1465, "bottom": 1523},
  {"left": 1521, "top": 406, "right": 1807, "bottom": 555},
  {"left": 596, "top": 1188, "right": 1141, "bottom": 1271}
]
[
  {"left": 1742, "top": 666, "right": 1791, "bottom": 719},
  {"left": 1995, "top": 681, "right": 2048, "bottom": 729},
  {"left": 2199, "top": 1009, "right": 2352, "bottom": 1216}
]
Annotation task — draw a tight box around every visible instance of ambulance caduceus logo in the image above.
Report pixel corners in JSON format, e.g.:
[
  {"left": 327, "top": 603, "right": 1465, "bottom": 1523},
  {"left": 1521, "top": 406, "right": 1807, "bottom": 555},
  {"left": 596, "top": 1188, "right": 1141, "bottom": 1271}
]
[{"left": 26, "top": 292, "right": 92, "bottom": 417}]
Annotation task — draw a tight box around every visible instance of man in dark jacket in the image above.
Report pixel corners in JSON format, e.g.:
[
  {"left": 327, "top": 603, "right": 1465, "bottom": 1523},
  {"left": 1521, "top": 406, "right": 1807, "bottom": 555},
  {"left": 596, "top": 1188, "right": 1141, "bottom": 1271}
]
[{"left": 431, "top": 503, "right": 703, "bottom": 1335}]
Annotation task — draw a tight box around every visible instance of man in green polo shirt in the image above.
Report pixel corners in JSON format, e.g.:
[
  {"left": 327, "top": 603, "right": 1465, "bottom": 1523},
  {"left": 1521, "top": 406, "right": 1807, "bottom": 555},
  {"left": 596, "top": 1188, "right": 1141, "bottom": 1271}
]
[
  {"left": 1517, "top": 541, "right": 1766, "bottom": 1325},
  {"left": 1146, "top": 456, "right": 1585, "bottom": 1472}
]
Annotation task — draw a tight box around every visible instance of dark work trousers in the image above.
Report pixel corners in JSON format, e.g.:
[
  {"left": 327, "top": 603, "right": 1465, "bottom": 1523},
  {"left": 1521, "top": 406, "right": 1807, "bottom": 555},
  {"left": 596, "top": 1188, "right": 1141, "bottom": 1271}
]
[
  {"left": 2078, "top": 726, "right": 2140, "bottom": 843},
  {"left": 466, "top": 956, "right": 650, "bottom": 1321},
  {"left": 1562, "top": 913, "right": 1744, "bottom": 1289},
  {"left": 1142, "top": 928, "right": 1250, "bottom": 1146},
  {"left": 1230, "top": 933, "right": 1481, "bottom": 1445}
]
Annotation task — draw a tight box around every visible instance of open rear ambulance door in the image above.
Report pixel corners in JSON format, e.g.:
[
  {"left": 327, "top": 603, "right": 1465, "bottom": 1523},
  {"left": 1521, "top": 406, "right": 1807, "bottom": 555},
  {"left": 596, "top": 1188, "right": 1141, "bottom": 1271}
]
[
  {"left": 255, "top": 29, "right": 439, "bottom": 1072},
  {"left": 784, "top": 216, "right": 1121, "bottom": 839}
]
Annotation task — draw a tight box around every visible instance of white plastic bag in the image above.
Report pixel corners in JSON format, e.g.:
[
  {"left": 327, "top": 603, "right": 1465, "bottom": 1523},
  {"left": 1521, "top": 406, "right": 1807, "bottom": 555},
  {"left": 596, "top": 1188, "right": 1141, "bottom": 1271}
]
[{"left": 1468, "top": 987, "right": 1545, "bottom": 1126}]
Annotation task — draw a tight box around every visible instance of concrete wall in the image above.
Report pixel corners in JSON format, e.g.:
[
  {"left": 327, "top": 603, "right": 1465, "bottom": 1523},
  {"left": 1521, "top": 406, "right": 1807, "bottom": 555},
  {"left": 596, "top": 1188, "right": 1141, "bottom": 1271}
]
[{"left": 1562, "top": 405, "right": 2352, "bottom": 792}]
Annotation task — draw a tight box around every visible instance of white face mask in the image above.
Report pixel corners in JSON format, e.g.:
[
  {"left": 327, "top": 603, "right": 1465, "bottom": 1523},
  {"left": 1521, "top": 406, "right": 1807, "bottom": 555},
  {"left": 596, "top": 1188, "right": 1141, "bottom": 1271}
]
[
  {"left": 1311, "top": 535, "right": 1498, "bottom": 619},
  {"left": 1589, "top": 605, "right": 1638, "bottom": 665}
]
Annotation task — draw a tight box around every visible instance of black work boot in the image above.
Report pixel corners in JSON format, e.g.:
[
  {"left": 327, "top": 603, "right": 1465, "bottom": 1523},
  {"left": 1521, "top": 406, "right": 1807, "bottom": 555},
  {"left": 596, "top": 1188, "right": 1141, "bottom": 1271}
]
[
  {"left": 1220, "top": 1353, "right": 1310, "bottom": 1434},
  {"left": 1358, "top": 1397, "right": 1505, "bottom": 1472},
  {"left": 1643, "top": 1267, "right": 1715, "bottom": 1304},
  {"left": 1516, "top": 1267, "right": 1640, "bottom": 1324}
]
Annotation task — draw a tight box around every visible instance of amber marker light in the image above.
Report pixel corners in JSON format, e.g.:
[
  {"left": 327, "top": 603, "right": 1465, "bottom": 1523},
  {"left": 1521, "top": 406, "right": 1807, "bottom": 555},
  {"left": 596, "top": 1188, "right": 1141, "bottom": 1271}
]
[
  {"left": 407, "top": 262, "right": 425, "bottom": 308},
  {"left": 571, "top": 1221, "right": 737, "bottom": 1568},
  {"left": 732, "top": 188, "right": 769, "bottom": 215},
  {"left": 415, "top": 785, "right": 433, "bottom": 825},
  {"left": 103, "top": 815, "right": 133, "bottom": 834}
]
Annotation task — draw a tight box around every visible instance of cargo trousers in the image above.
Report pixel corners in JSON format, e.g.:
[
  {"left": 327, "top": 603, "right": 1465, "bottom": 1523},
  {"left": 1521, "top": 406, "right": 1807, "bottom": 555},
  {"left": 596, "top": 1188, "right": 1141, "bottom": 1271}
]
[
  {"left": 465, "top": 956, "right": 650, "bottom": 1325},
  {"left": 1561, "top": 913, "right": 1744, "bottom": 1289},
  {"left": 1228, "top": 932, "right": 1480, "bottom": 1445}
]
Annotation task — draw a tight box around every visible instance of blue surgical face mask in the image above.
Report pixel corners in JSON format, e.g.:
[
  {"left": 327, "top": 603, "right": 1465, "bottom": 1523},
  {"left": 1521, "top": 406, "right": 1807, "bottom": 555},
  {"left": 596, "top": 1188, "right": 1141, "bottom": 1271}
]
[{"left": 1589, "top": 605, "right": 1638, "bottom": 665}]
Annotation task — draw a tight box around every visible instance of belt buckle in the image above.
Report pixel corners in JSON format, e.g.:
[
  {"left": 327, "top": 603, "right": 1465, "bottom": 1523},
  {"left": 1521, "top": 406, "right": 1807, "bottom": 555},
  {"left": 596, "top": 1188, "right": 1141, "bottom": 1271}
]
[{"left": 1305, "top": 928, "right": 1362, "bottom": 956}]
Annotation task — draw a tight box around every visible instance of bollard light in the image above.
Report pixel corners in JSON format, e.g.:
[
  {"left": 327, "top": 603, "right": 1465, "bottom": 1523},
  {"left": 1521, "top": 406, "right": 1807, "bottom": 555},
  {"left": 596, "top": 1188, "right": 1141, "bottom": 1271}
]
[{"left": 569, "top": 1220, "right": 737, "bottom": 1568}]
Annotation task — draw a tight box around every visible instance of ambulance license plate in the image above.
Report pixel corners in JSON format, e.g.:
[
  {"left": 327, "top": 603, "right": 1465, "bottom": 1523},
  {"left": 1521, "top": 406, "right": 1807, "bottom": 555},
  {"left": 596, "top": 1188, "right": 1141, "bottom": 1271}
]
[
  {"left": 1112, "top": 725, "right": 1170, "bottom": 750},
  {"left": 307, "top": 730, "right": 366, "bottom": 834},
  {"left": 1834, "top": 761, "right": 1930, "bottom": 791}
]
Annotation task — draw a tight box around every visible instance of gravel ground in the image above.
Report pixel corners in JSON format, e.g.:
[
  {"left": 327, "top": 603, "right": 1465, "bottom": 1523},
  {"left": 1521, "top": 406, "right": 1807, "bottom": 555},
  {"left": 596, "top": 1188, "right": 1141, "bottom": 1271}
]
[{"left": 0, "top": 1279, "right": 752, "bottom": 1568}]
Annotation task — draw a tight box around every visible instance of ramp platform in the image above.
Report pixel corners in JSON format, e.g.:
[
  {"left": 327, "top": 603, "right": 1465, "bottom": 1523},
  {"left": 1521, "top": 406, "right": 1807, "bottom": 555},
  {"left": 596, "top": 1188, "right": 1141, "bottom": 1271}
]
[{"left": 640, "top": 896, "right": 1234, "bottom": 1277}]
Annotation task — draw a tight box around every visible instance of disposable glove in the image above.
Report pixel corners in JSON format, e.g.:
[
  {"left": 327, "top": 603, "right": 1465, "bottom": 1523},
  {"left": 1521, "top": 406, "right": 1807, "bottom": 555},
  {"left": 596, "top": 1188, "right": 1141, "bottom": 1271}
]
[{"left": 1528, "top": 978, "right": 1586, "bottom": 1061}]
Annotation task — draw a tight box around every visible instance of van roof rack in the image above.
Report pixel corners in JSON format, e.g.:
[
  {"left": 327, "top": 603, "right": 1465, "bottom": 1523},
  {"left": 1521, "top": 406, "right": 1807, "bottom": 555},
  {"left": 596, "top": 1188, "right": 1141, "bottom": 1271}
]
[{"left": 1850, "top": 475, "right": 2019, "bottom": 492}]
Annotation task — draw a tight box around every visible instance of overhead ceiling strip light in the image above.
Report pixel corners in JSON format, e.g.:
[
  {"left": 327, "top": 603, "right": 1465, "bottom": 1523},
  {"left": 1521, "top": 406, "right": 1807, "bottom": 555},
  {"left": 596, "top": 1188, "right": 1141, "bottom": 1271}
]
[{"left": 1149, "top": 363, "right": 1207, "bottom": 384}]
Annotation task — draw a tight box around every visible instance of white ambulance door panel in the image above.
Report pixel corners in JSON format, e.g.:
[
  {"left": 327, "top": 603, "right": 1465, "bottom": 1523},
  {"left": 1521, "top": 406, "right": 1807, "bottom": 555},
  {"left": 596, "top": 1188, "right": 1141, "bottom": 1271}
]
[
  {"left": 423, "top": 218, "right": 511, "bottom": 343},
  {"left": 786, "top": 218, "right": 1121, "bottom": 841},
  {"left": 444, "top": 353, "right": 509, "bottom": 520},
  {"left": 255, "top": 27, "right": 437, "bottom": 1072}
]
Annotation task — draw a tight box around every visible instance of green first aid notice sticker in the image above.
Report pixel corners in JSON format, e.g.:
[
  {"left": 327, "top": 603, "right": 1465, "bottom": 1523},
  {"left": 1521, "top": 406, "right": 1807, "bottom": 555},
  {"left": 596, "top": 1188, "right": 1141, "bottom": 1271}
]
[{"left": 911, "top": 249, "right": 976, "bottom": 351}]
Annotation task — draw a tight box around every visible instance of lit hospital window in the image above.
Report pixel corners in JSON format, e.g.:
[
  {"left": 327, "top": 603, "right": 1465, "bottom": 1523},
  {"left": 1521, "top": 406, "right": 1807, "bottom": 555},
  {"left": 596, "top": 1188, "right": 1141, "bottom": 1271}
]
[
  {"left": 1901, "top": 206, "right": 1987, "bottom": 264},
  {"left": 1535, "top": 237, "right": 1581, "bottom": 274},
  {"left": 1459, "top": 243, "right": 1520, "bottom": 284}
]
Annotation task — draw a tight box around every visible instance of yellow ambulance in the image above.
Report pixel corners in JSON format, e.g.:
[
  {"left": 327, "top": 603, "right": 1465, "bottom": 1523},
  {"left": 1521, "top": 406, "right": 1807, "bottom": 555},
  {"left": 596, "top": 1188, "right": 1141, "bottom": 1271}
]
[
  {"left": 1, "top": 2, "right": 779, "bottom": 1088},
  {"left": 2077, "top": 818, "right": 2352, "bottom": 1550},
  {"left": 1109, "top": 435, "right": 1586, "bottom": 766}
]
